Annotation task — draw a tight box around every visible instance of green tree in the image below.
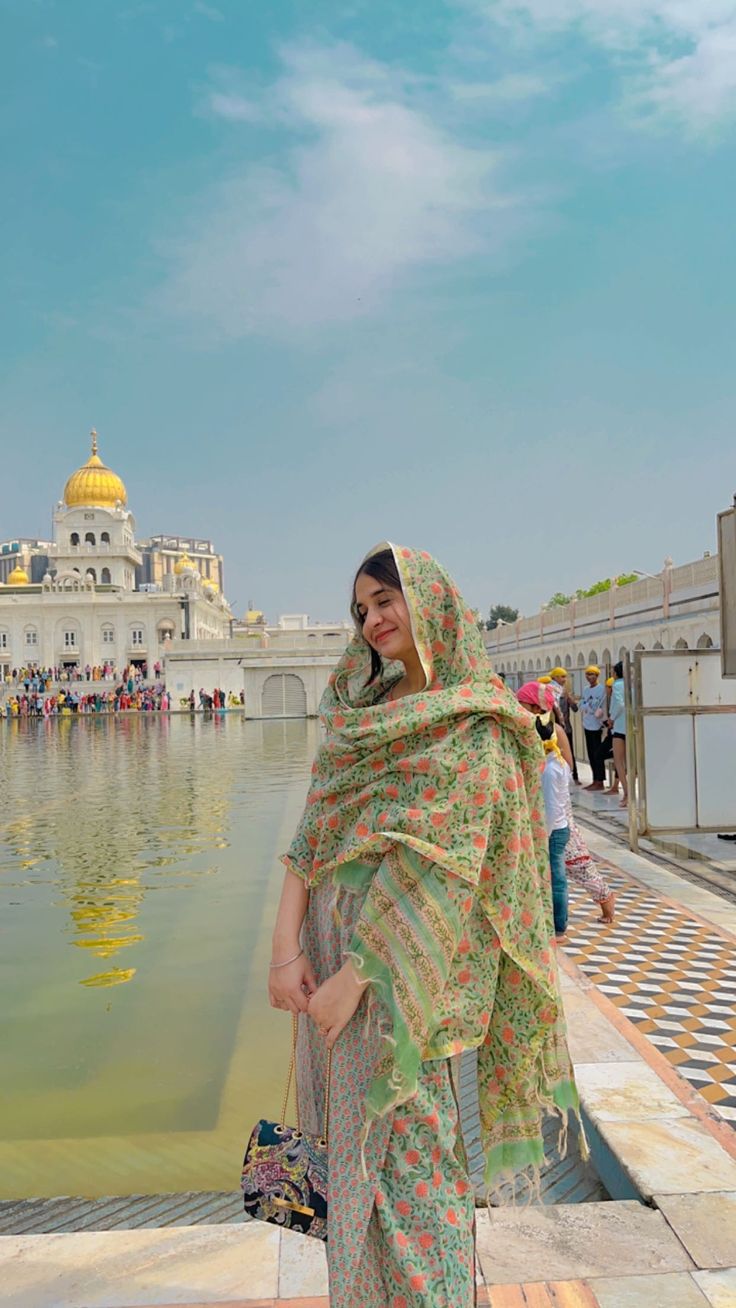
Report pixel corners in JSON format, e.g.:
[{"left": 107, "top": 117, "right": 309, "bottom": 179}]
[
  {"left": 487, "top": 604, "right": 519, "bottom": 631},
  {"left": 546, "top": 591, "right": 573, "bottom": 608}
]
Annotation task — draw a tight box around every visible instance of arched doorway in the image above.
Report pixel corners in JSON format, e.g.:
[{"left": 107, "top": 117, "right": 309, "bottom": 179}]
[
  {"left": 696, "top": 633, "right": 714, "bottom": 649},
  {"left": 262, "top": 673, "right": 307, "bottom": 718}
]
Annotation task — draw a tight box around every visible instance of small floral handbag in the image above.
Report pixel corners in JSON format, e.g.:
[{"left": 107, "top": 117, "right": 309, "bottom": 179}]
[{"left": 241, "top": 1014, "right": 331, "bottom": 1241}]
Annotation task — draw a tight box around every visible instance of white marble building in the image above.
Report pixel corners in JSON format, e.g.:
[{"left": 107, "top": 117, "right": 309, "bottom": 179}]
[
  {"left": 0, "top": 432, "right": 231, "bottom": 676},
  {"left": 487, "top": 554, "right": 720, "bottom": 689}
]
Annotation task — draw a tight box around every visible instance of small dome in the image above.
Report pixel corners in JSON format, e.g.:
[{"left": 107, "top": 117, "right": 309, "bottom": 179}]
[
  {"left": 202, "top": 577, "right": 219, "bottom": 591},
  {"left": 6, "top": 565, "right": 29, "bottom": 586},
  {"left": 174, "top": 553, "right": 196, "bottom": 575},
  {"left": 64, "top": 431, "right": 127, "bottom": 508}
]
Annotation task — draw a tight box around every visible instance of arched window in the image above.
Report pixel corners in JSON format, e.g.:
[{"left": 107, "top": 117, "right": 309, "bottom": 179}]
[
  {"left": 101, "top": 567, "right": 111, "bottom": 584},
  {"left": 696, "top": 633, "right": 714, "bottom": 649},
  {"left": 653, "top": 641, "right": 664, "bottom": 650},
  {"left": 520, "top": 660, "right": 526, "bottom": 673},
  {"left": 86, "top": 568, "right": 96, "bottom": 583},
  {"left": 535, "top": 658, "right": 542, "bottom": 672},
  {"left": 564, "top": 654, "right": 572, "bottom": 668},
  {"left": 513, "top": 661, "right": 518, "bottom": 673},
  {"left": 675, "top": 638, "right": 689, "bottom": 650},
  {"left": 101, "top": 624, "right": 115, "bottom": 646},
  {"left": 577, "top": 653, "right": 585, "bottom": 666},
  {"left": 635, "top": 642, "right": 645, "bottom": 652},
  {"left": 101, "top": 531, "right": 110, "bottom": 544},
  {"left": 588, "top": 650, "right": 598, "bottom": 665},
  {"left": 601, "top": 648, "right": 612, "bottom": 668},
  {"left": 544, "top": 657, "right": 551, "bottom": 671},
  {"left": 85, "top": 532, "right": 95, "bottom": 545},
  {"left": 618, "top": 646, "right": 627, "bottom": 661},
  {"left": 70, "top": 532, "right": 80, "bottom": 546}
]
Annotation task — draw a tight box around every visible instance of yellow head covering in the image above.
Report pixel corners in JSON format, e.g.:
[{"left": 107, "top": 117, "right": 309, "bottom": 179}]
[
  {"left": 538, "top": 674, "right": 552, "bottom": 684},
  {"left": 585, "top": 665, "right": 600, "bottom": 676},
  {"left": 605, "top": 676, "right": 614, "bottom": 687}
]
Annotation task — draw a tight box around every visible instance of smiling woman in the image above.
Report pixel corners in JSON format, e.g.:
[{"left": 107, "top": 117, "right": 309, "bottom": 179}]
[{"left": 266, "top": 542, "right": 581, "bottom": 1308}]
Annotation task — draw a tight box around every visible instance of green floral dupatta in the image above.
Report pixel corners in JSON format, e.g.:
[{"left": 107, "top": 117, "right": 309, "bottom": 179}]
[{"left": 283, "top": 544, "right": 582, "bottom": 1185}]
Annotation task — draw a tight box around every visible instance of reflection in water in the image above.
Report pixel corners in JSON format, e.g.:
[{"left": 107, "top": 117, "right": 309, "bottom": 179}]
[
  {"left": 2, "top": 715, "right": 240, "bottom": 987},
  {"left": 0, "top": 715, "right": 317, "bottom": 1190}
]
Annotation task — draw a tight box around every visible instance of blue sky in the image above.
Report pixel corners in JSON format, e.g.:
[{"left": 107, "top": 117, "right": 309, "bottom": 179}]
[{"left": 2, "top": 0, "right": 735, "bottom": 620}]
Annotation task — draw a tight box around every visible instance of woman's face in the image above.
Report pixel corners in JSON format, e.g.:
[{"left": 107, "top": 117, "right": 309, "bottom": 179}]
[{"left": 354, "top": 570, "right": 417, "bottom": 666}]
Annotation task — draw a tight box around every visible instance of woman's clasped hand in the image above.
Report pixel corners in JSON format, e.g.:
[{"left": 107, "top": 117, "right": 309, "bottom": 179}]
[
  {"left": 268, "top": 949, "right": 364, "bottom": 1048},
  {"left": 267, "top": 950, "right": 317, "bottom": 1015},
  {"left": 306, "top": 960, "right": 365, "bottom": 1048}
]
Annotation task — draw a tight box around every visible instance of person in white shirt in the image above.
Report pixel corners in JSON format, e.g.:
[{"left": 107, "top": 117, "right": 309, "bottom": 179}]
[
  {"left": 540, "top": 728, "right": 571, "bottom": 941},
  {"left": 580, "top": 665, "right": 607, "bottom": 790},
  {"left": 516, "top": 682, "right": 571, "bottom": 940}
]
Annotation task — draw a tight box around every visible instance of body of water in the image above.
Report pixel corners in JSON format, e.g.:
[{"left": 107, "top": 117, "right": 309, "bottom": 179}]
[{"left": 0, "top": 714, "right": 316, "bottom": 1199}]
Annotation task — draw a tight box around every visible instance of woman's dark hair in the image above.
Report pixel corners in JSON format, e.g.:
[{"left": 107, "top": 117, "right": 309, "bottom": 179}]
[
  {"left": 614, "top": 660, "right": 624, "bottom": 679},
  {"left": 351, "top": 548, "right": 403, "bottom": 684},
  {"left": 534, "top": 714, "right": 555, "bottom": 743}
]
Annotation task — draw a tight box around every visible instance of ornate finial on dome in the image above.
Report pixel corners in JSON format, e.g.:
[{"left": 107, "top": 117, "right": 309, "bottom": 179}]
[{"left": 63, "top": 431, "right": 127, "bottom": 508}]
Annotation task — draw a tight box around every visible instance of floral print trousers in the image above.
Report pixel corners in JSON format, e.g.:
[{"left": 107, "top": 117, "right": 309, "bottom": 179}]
[
  {"left": 354, "top": 1061, "right": 476, "bottom": 1308},
  {"left": 298, "top": 877, "right": 476, "bottom": 1308}
]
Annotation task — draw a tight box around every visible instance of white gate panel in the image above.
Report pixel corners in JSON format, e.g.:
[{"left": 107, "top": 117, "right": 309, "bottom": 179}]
[
  {"left": 642, "top": 716, "right": 697, "bottom": 829},
  {"left": 694, "top": 715, "right": 736, "bottom": 827},
  {"left": 640, "top": 657, "right": 692, "bottom": 709}
]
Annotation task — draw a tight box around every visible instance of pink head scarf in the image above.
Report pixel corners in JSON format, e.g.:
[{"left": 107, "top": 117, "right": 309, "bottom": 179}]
[{"left": 516, "top": 681, "right": 555, "bottom": 712}]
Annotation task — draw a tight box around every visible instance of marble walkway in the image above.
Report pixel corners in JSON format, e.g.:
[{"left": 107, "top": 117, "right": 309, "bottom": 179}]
[{"left": 2, "top": 828, "right": 736, "bottom": 1307}]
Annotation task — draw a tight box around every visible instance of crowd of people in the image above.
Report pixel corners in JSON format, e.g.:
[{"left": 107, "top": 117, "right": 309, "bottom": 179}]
[
  {"left": 538, "top": 663, "right": 628, "bottom": 806},
  {"left": 191, "top": 687, "right": 244, "bottom": 710},
  {"left": 3, "top": 681, "right": 172, "bottom": 717},
  {"left": 3, "top": 661, "right": 163, "bottom": 688},
  {"left": 1, "top": 672, "right": 247, "bottom": 719}
]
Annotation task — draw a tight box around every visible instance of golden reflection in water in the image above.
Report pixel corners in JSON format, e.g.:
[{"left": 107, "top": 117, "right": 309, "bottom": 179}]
[
  {"left": 0, "top": 714, "right": 317, "bottom": 1194},
  {"left": 1, "top": 714, "right": 238, "bottom": 988}
]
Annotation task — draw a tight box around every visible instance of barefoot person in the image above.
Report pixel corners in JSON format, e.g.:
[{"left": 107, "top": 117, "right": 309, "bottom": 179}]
[
  {"left": 552, "top": 667, "right": 580, "bottom": 784},
  {"left": 580, "top": 665, "right": 606, "bottom": 790},
  {"left": 517, "top": 682, "right": 616, "bottom": 926},
  {"left": 608, "top": 662, "right": 628, "bottom": 808},
  {"left": 269, "top": 544, "right": 581, "bottom": 1308}
]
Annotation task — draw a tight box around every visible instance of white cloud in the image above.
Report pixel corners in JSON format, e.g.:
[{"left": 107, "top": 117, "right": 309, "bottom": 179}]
[
  {"left": 156, "top": 42, "right": 518, "bottom": 339},
  {"left": 449, "top": 72, "right": 558, "bottom": 104},
  {"left": 487, "top": 0, "right": 736, "bottom": 133}
]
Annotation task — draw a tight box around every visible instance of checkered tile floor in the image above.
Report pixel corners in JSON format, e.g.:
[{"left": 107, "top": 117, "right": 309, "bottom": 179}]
[{"left": 564, "top": 867, "right": 736, "bottom": 1125}]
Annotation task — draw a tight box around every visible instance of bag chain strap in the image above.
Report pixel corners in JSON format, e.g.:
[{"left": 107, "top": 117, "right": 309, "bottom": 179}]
[{"left": 281, "top": 1013, "right": 332, "bottom": 1143}]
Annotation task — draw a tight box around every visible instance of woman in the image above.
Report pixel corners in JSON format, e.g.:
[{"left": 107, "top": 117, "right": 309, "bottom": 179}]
[
  {"left": 269, "top": 544, "right": 581, "bottom": 1308},
  {"left": 516, "top": 682, "right": 615, "bottom": 924},
  {"left": 608, "top": 662, "right": 628, "bottom": 808}
]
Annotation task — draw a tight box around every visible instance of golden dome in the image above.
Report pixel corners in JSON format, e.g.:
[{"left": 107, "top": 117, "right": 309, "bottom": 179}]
[
  {"left": 174, "top": 553, "right": 196, "bottom": 575},
  {"left": 64, "top": 431, "right": 127, "bottom": 508},
  {"left": 202, "top": 577, "right": 219, "bottom": 591},
  {"left": 6, "top": 565, "right": 29, "bottom": 586}
]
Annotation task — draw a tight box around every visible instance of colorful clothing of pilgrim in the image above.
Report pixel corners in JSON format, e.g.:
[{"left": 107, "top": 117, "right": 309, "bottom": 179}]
[
  {"left": 284, "top": 545, "right": 581, "bottom": 1307},
  {"left": 564, "top": 809, "right": 612, "bottom": 905}
]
